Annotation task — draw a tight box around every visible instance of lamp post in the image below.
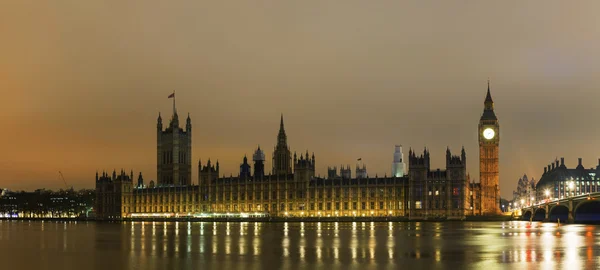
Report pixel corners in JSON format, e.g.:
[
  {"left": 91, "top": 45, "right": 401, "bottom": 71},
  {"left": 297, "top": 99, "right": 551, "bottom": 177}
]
[{"left": 544, "top": 189, "right": 550, "bottom": 202}]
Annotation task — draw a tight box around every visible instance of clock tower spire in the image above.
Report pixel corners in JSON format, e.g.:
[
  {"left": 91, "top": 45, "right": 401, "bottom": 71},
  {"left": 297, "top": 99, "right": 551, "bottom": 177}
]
[{"left": 478, "top": 81, "right": 500, "bottom": 215}]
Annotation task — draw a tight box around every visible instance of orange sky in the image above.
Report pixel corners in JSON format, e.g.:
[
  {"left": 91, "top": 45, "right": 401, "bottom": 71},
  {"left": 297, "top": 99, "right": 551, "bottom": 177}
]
[{"left": 2, "top": 2, "right": 600, "bottom": 198}]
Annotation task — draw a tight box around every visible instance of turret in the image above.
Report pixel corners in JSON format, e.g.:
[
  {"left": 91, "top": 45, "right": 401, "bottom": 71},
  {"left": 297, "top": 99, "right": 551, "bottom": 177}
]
[
  {"left": 157, "top": 113, "right": 163, "bottom": 130},
  {"left": 253, "top": 146, "right": 266, "bottom": 178},
  {"left": 137, "top": 172, "right": 144, "bottom": 188},
  {"left": 186, "top": 113, "right": 191, "bottom": 132},
  {"left": 240, "top": 155, "right": 251, "bottom": 178}
]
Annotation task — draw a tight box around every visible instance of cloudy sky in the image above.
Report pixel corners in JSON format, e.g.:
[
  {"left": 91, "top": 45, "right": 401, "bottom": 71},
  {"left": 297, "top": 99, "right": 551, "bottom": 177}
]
[{"left": 2, "top": 1, "right": 600, "bottom": 198}]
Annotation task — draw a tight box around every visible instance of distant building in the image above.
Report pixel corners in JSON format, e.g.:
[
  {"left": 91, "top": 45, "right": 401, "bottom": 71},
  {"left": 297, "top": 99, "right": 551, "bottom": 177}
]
[
  {"left": 0, "top": 188, "right": 94, "bottom": 218},
  {"left": 535, "top": 158, "right": 600, "bottom": 202},
  {"left": 511, "top": 174, "right": 536, "bottom": 207},
  {"left": 392, "top": 145, "right": 406, "bottom": 177}
]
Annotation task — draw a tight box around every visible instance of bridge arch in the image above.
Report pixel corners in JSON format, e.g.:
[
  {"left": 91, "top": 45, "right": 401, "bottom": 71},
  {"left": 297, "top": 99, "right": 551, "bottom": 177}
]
[
  {"left": 548, "top": 204, "right": 569, "bottom": 222},
  {"left": 573, "top": 200, "right": 600, "bottom": 223},
  {"left": 522, "top": 210, "right": 533, "bottom": 221},
  {"left": 533, "top": 208, "right": 546, "bottom": 221}
]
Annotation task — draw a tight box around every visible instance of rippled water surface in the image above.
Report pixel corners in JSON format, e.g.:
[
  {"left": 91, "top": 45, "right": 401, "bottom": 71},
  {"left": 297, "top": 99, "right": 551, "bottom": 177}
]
[{"left": 1, "top": 220, "right": 600, "bottom": 269}]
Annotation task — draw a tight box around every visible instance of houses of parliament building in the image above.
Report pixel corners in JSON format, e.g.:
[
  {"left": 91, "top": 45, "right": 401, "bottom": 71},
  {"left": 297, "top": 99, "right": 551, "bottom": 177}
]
[{"left": 95, "top": 85, "right": 501, "bottom": 220}]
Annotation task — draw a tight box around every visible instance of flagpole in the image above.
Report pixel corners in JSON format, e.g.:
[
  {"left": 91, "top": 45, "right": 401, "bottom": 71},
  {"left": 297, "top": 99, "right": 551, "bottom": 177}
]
[{"left": 173, "top": 90, "right": 176, "bottom": 116}]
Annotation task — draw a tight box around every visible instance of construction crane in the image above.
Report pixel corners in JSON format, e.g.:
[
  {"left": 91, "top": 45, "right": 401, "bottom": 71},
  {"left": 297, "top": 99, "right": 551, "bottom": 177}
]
[{"left": 58, "top": 171, "right": 72, "bottom": 190}]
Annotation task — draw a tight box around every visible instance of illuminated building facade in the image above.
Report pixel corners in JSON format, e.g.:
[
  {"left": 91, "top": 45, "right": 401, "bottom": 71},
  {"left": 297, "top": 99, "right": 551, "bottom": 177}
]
[
  {"left": 478, "top": 82, "right": 501, "bottom": 215},
  {"left": 511, "top": 174, "right": 536, "bottom": 207},
  {"left": 95, "top": 93, "right": 495, "bottom": 219},
  {"left": 535, "top": 158, "right": 600, "bottom": 202}
]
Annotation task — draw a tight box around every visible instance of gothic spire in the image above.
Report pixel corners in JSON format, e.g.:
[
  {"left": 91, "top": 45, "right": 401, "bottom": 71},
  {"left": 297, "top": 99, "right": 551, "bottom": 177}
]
[
  {"left": 277, "top": 114, "right": 287, "bottom": 146},
  {"left": 480, "top": 80, "right": 497, "bottom": 120},
  {"left": 485, "top": 79, "right": 494, "bottom": 106}
]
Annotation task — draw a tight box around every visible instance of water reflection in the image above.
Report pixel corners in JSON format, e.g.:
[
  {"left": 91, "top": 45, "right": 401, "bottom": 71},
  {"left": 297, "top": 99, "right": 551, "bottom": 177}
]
[{"left": 2, "top": 221, "right": 600, "bottom": 269}]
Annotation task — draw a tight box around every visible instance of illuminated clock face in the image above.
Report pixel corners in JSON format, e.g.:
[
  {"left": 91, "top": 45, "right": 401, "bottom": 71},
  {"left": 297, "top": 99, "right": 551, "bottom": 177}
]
[{"left": 483, "top": 128, "right": 495, "bottom": 140}]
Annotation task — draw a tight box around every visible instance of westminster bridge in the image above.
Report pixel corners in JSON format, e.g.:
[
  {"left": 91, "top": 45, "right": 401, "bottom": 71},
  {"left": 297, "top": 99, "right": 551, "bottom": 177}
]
[{"left": 519, "top": 193, "right": 600, "bottom": 223}]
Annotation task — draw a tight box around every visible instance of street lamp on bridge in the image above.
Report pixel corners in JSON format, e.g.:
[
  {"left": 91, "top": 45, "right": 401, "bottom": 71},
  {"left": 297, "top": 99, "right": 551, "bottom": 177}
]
[{"left": 568, "top": 181, "right": 574, "bottom": 197}]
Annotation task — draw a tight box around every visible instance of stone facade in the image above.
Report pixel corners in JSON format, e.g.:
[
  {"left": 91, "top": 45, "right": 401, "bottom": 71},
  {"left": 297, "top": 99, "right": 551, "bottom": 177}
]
[
  {"left": 408, "top": 147, "right": 470, "bottom": 219},
  {"left": 512, "top": 174, "right": 536, "bottom": 207},
  {"left": 95, "top": 85, "right": 503, "bottom": 219},
  {"left": 95, "top": 170, "right": 134, "bottom": 219},
  {"left": 156, "top": 108, "right": 192, "bottom": 186}
]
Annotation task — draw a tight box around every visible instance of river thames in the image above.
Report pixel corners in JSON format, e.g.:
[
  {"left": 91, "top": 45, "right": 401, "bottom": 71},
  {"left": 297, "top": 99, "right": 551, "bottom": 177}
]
[{"left": 0, "top": 220, "right": 599, "bottom": 269}]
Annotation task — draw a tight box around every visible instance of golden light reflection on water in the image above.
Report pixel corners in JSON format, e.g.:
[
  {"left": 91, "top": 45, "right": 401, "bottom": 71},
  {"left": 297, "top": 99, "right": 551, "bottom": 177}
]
[{"left": 89, "top": 221, "right": 600, "bottom": 268}]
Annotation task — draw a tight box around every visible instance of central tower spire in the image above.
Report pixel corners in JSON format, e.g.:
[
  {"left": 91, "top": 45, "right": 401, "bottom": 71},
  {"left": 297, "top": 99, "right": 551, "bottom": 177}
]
[
  {"left": 273, "top": 114, "right": 292, "bottom": 176},
  {"left": 277, "top": 114, "right": 287, "bottom": 146}
]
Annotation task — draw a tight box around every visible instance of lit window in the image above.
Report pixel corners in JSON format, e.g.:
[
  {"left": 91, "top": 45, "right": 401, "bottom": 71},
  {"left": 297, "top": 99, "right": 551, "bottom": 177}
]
[{"left": 415, "top": 201, "right": 422, "bottom": 209}]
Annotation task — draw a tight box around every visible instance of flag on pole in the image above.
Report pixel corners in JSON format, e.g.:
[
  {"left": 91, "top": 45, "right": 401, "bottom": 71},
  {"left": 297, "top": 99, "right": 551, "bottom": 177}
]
[
  {"left": 168, "top": 93, "right": 175, "bottom": 98},
  {"left": 357, "top": 158, "right": 362, "bottom": 161}
]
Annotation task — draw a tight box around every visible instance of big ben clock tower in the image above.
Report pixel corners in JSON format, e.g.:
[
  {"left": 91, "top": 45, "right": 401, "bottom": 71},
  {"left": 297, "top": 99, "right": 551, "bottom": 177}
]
[{"left": 479, "top": 81, "right": 501, "bottom": 215}]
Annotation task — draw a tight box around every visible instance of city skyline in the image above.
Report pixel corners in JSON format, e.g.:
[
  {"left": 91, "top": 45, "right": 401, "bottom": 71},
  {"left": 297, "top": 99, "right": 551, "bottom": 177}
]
[{"left": 3, "top": 2, "right": 600, "bottom": 200}]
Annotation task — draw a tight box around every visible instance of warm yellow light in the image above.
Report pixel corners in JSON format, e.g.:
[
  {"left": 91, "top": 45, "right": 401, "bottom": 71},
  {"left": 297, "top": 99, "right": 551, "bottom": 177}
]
[{"left": 483, "top": 128, "right": 495, "bottom": 140}]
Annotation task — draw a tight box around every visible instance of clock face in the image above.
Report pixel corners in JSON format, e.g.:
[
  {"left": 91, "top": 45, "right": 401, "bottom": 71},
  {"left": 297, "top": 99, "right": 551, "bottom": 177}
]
[{"left": 483, "top": 128, "right": 495, "bottom": 140}]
